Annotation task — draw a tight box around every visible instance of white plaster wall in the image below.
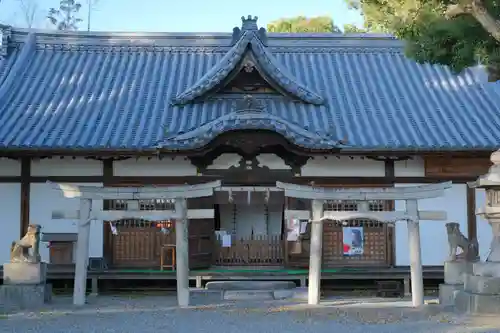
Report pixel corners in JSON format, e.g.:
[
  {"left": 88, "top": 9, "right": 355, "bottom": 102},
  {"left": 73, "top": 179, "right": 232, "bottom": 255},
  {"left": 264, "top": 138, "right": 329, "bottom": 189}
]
[
  {"left": 0, "top": 184, "right": 21, "bottom": 264},
  {"left": 0, "top": 158, "right": 21, "bottom": 176},
  {"left": 31, "top": 158, "right": 102, "bottom": 176},
  {"left": 394, "top": 183, "right": 467, "bottom": 266},
  {"left": 301, "top": 156, "right": 385, "bottom": 177},
  {"left": 208, "top": 154, "right": 241, "bottom": 169},
  {"left": 475, "top": 189, "right": 493, "bottom": 260},
  {"left": 394, "top": 157, "right": 425, "bottom": 177},
  {"left": 256, "top": 154, "right": 290, "bottom": 170},
  {"left": 30, "top": 183, "right": 103, "bottom": 262},
  {"left": 208, "top": 153, "right": 290, "bottom": 170},
  {"left": 113, "top": 157, "right": 197, "bottom": 176}
]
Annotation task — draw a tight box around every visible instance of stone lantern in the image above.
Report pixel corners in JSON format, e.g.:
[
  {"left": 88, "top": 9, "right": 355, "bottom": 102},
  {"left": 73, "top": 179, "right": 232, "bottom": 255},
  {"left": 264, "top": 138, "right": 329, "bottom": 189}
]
[
  {"left": 456, "top": 149, "right": 500, "bottom": 313},
  {"left": 470, "top": 149, "right": 500, "bottom": 263}
]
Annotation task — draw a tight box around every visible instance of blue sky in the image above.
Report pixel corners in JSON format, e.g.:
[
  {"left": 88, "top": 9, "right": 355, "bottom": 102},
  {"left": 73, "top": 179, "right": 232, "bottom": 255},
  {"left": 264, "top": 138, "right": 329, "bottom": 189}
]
[{"left": 0, "top": 0, "right": 363, "bottom": 32}]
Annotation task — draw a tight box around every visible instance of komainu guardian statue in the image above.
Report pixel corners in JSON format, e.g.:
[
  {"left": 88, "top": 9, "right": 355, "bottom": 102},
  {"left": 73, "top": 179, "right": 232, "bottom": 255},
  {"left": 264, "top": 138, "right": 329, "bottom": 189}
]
[
  {"left": 10, "top": 224, "right": 41, "bottom": 263},
  {"left": 446, "top": 222, "right": 479, "bottom": 262}
]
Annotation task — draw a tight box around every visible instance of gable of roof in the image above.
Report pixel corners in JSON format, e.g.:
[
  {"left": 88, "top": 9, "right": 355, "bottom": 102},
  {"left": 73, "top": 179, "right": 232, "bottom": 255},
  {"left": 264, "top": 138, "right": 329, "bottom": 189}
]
[
  {"left": 172, "top": 16, "right": 324, "bottom": 106},
  {"left": 0, "top": 19, "right": 499, "bottom": 152}
]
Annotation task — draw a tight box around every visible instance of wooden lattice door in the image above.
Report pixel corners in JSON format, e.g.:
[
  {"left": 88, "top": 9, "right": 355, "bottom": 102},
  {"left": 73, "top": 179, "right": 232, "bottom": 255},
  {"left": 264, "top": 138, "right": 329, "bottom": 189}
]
[
  {"left": 321, "top": 199, "right": 394, "bottom": 267},
  {"left": 105, "top": 198, "right": 176, "bottom": 269}
]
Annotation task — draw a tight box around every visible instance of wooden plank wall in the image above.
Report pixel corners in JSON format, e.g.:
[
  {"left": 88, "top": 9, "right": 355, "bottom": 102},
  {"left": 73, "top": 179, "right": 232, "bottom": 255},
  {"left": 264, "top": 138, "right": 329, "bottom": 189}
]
[{"left": 424, "top": 156, "right": 490, "bottom": 178}]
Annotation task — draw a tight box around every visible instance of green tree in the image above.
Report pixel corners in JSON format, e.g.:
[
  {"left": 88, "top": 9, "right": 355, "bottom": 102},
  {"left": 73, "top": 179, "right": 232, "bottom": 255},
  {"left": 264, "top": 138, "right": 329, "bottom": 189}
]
[
  {"left": 267, "top": 16, "right": 342, "bottom": 33},
  {"left": 47, "top": 0, "right": 83, "bottom": 31},
  {"left": 343, "top": 23, "right": 367, "bottom": 33},
  {"left": 348, "top": 0, "right": 500, "bottom": 81}
]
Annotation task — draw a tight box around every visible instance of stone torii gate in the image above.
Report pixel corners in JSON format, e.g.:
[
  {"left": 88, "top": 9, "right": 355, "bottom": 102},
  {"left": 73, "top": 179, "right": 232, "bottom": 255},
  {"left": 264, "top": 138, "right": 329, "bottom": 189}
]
[
  {"left": 48, "top": 180, "right": 221, "bottom": 307},
  {"left": 276, "top": 181, "right": 452, "bottom": 307}
]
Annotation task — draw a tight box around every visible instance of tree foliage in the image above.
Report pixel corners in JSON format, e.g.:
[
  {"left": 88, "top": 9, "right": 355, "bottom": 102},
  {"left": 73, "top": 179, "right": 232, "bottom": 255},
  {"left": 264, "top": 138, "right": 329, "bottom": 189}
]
[
  {"left": 267, "top": 16, "right": 341, "bottom": 33},
  {"left": 267, "top": 16, "right": 365, "bottom": 34},
  {"left": 47, "top": 0, "right": 83, "bottom": 31},
  {"left": 348, "top": 0, "right": 500, "bottom": 80},
  {"left": 343, "top": 23, "right": 367, "bottom": 33}
]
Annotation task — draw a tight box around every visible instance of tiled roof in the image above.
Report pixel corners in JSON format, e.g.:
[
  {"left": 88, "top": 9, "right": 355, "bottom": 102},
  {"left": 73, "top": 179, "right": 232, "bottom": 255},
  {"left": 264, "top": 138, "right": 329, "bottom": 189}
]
[{"left": 0, "top": 19, "right": 499, "bottom": 152}]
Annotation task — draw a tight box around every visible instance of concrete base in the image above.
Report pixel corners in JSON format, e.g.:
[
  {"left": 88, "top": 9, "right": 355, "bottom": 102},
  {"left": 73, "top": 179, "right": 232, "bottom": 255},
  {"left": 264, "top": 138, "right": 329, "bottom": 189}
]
[
  {"left": 455, "top": 290, "right": 500, "bottom": 314},
  {"left": 0, "top": 283, "right": 52, "bottom": 312},
  {"left": 3, "top": 262, "right": 47, "bottom": 285},
  {"left": 205, "top": 281, "right": 296, "bottom": 291},
  {"left": 439, "top": 283, "right": 462, "bottom": 306},
  {"left": 444, "top": 260, "right": 473, "bottom": 284}
]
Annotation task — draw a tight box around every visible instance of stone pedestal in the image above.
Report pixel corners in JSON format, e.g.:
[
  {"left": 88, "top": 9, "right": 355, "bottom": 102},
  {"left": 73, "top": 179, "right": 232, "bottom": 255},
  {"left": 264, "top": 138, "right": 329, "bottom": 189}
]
[
  {"left": 454, "top": 261, "right": 500, "bottom": 314},
  {"left": 439, "top": 260, "right": 472, "bottom": 306},
  {"left": 0, "top": 262, "right": 51, "bottom": 312},
  {"left": 3, "top": 262, "right": 47, "bottom": 284}
]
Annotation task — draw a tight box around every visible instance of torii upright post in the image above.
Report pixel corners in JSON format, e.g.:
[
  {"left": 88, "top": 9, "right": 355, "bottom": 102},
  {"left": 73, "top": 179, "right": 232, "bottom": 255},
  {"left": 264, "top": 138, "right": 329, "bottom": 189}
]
[
  {"left": 74, "top": 198, "right": 92, "bottom": 306},
  {"left": 406, "top": 199, "right": 424, "bottom": 306},
  {"left": 308, "top": 199, "right": 324, "bottom": 305},
  {"left": 175, "top": 197, "right": 189, "bottom": 307}
]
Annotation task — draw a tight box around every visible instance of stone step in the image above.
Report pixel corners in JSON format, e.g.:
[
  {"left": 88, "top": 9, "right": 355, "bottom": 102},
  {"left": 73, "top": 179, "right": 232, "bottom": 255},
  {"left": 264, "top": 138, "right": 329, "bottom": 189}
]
[
  {"left": 464, "top": 274, "right": 500, "bottom": 294},
  {"left": 439, "top": 283, "right": 462, "bottom": 306},
  {"left": 189, "top": 287, "right": 308, "bottom": 303},
  {"left": 455, "top": 290, "right": 500, "bottom": 314},
  {"left": 205, "top": 280, "right": 296, "bottom": 291},
  {"left": 223, "top": 288, "right": 307, "bottom": 301}
]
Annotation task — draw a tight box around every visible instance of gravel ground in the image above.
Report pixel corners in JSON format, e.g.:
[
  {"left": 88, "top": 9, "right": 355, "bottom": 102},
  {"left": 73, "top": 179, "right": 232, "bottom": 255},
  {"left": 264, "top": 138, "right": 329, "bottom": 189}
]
[{"left": 0, "top": 295, "right": 500, "bottom": 333}]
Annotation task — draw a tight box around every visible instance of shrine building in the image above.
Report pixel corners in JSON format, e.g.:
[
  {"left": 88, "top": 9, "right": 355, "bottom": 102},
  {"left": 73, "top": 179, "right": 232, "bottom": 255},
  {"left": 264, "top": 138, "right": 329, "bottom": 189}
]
[{"left": 0, "top": 16, "right": 498, "bottom": 276}]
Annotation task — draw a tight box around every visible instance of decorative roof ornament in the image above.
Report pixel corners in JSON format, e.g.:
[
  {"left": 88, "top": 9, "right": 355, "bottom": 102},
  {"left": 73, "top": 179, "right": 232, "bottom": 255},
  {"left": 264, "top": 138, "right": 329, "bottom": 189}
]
[
  {"left": 234, "top": 95, "right": 265, "bottom": 113},
  {"left": 231, "top": 15, "right": 268, "bottom": 46},
  {"left": 0, "top": 25, "right": 12, "bottom": 59},
  {"left": 242, "top": 15, "right": 259, "bottom": 31}
]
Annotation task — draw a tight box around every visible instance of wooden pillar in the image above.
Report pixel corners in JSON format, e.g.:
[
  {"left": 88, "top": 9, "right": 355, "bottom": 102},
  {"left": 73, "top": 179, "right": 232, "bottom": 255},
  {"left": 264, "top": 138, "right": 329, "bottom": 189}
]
[
  {"left": 308, "top": 199, "right": 324, "bottom": 305},
  {"left": 20, "top": 157, "right": 30, "bottom": 237},
  {"left": 175, "top": 197, "right": 190, "bottom": 307},
  {"left": 102, "top": 159, "right": 113, "bottom": 264},
  {"left": 467, "top": 187, "right": 477, "bottom": 241},
  {"left": 73, "top": 198, "right": 92, "bottom": 306},
  {"left": 406, "top": 199, "right": 424, "bottom": 307}
]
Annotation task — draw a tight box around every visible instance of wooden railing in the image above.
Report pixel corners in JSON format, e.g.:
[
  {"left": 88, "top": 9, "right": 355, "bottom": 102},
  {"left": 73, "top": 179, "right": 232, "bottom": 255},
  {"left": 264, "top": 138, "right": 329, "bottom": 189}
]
[{"left": 213, "top": 235, "right": 284, "bottom": 266}]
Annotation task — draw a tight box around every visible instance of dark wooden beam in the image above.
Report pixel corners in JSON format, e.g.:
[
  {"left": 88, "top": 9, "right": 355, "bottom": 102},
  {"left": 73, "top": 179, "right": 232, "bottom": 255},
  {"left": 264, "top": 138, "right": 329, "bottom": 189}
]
[
  {"left": 103, "top": 159, "right": 113, "bottom": 185},
  {"left": 0, "top": 149, "right": 494, "bottom": 159},
  {"left": 102, "top": 159, "right": 114, "bottom": 268},
  {"left": 20, "top": 157, "right": 30, "bottom": 237},
  {"left": 467, "top": 187, "right": 477, "bottom": 241},
  {"left": 384, "top": 159, "right": 395, "bottom": 181},
  {"left": 21, "top": 175, "right": 480, "bottom": 185}
]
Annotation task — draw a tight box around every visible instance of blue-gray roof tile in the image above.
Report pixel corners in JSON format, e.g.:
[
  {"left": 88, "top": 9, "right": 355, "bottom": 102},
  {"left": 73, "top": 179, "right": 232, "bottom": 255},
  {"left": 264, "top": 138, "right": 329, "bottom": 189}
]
[{"left": 0, "top": 19, "right": 499, "bottom": 152}]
